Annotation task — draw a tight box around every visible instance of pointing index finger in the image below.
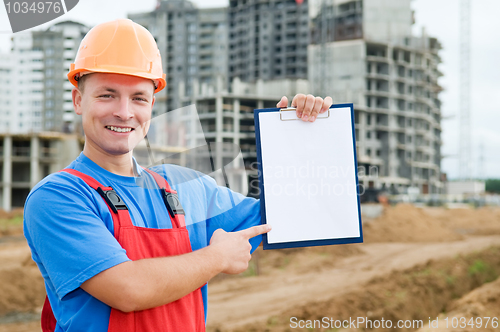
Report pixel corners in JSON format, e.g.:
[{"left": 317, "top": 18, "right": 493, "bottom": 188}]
[{"left": 238, "top": 224, "right": 272, "bottom": 239}]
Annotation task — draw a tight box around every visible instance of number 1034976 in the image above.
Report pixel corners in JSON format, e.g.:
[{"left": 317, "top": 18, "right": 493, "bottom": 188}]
[
  {"left": 442, "top": 317, "right": 498, "bottom": 329},
  {"left": 5, "top": 2, "right": 62, "bottom": 14}
]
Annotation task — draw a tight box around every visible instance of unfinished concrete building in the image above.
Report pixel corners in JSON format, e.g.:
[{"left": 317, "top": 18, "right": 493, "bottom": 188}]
[
  {"left": 309, "top": 0, "right": 443, "bottom": 194},
  {"left": 228, "top": 0, "right": 309, "bottom": 83},
  {"left": 0, "top": 133, "right": 81, "bottom": 211},
  {"left": 181, "top": 77, "right": 310, "bottom": 198},
  {"left": 129, "top": 0, "right": 228, "bottom": 114}
]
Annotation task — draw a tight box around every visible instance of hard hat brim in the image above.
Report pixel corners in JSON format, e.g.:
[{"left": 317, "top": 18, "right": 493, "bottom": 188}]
[{"left": 68, "top": 66, "right": 166, "bottom": 94}]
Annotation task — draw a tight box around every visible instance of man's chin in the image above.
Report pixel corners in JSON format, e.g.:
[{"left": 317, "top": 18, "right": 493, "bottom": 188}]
[{"left": 106, "top": 147, "right": 134, "bottom": 156}]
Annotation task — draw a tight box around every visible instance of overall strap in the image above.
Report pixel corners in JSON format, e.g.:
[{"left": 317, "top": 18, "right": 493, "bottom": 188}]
[
  {"left": 141, "top": 167, "right": 186, "bottom": 228},
  {"left": 41, "top": 296, "right": 56, "bottom": 332},
  {"left": 60, "top": 168, "right": 133, "bottom": 237},
  {"left": 42, "top": 168, "right": 134, "bottom": 332}
]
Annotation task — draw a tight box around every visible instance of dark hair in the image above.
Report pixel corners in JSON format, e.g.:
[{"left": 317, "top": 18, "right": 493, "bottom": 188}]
[{"left": 76, "top": 73, "right": 91, "bottom": 94}]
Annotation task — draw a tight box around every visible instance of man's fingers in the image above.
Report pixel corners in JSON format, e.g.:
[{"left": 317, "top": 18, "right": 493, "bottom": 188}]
[
  {"left": 320, "top": 96, "right": 333, "bottom": 114},
  {"left": 276, "top": 96, "right": 288, "bottom": 108},
  {"left": 238, "top": 224, "right": 272, "bottom": 239},
  {"left": 300, "top": 94, "right": 315, "bottom": 122},
  {"left": 291, "top": 94, "right": 305, "bottom": 118},
  {"left": 290, "top": 94, "right": 333, "bottom": 121},
  {"left": 306, "top": 96, "right": 323, "bottom": 122}
]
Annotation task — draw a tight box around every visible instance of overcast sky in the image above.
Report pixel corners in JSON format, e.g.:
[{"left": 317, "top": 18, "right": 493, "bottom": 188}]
[{"left": 1, "top": 0, "right": 499, "bottom": 180}]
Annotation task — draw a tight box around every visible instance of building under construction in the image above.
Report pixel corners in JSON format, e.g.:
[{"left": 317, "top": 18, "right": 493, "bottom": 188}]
[{"left": 309, "top": 0, "right": 443, "bottom": 194}]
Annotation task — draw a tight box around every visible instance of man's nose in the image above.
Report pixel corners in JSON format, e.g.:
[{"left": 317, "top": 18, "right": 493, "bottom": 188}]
[{"left": 113, "top": 98, "right": 134, "bottom": 120}]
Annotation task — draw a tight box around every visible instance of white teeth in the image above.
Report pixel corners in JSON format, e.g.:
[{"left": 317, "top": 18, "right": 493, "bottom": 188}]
[{"left": 107, "top": 126, "right": 132, "bottom": 133}]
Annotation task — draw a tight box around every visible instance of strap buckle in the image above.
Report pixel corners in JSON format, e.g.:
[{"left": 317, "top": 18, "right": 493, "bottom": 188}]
[
  {"left": 96, "top": 187, "right": 128, "bottom": 214},
  {"left": 162, "top": 191, "right": 185, "bottom": 218}
]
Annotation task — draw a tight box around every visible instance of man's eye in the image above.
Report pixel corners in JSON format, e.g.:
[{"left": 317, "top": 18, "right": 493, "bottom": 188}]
[
  {"left": 134, "top": 97, "right": 148, "bottom": 102},
  {"left": 99, "top": 94, "right": 112, "bottom": 98}
]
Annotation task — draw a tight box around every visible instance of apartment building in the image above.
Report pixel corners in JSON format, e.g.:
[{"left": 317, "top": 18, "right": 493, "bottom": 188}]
[
  {"left": 129, "top": 0, "right": 228, "bottom": 114},
  {"left": 0, "top": 21, "right": 88, "bottom": 135},
  {"left": 309, "top": 0, "right": 443, "bottom": 194},
  {"left": 228, "top": 0, "right": 309, "bottom": 83},
  {"left": 0, "top": 53, "right": 15, "bottom": 133},
  {"left": 2, "top": 33, "right": 44, "bottom": 134},
  {"left": 32, "top": 21, "right": 89, "bottom": 133}
]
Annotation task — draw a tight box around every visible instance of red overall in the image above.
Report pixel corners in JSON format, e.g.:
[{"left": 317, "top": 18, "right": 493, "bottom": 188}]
[{"left": 41, "top": 168, "right": 205, "bottom": 332}]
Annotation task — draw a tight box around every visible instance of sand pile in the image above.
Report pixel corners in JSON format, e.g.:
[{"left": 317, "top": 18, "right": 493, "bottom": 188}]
[
  {"left": 363, "top": 204, "right": 463, "bottom": 243},
  {"left": 0, "top": 261, "right": 45, "bottom": 316},
  {"left": 0, "top": 208, "right": 24, "bottom": 237},
  {"left": 438, "top": 207, "right": 500, "bottom": 235},
  {"left": 0, "top": 209, "right": 23, "bottom": 220},
  {"left": 0, "top": 241, "right": 45, "bottom": 317},
  {"left": 233, "top": 246, "right": 500, "bottom": 332},
  {"left": 417, "top": 276, "right": 500, "bottom": 332}
]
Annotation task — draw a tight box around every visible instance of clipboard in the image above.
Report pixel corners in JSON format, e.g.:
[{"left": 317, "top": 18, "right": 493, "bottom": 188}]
[{"left": 254, "top": 103, "right": 363, "bottom": 250}]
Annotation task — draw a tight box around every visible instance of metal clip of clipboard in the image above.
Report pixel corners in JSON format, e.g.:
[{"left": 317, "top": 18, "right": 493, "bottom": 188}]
[{"left": 279, "top": 107, "right": 331, "bottom": 121}]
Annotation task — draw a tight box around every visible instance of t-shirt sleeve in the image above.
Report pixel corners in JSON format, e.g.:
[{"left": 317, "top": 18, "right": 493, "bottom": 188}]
[
  {"left": 24, "top": 177, "right": 130, "bottom": 300},
  {"left": 202, "top": 175, "right": 262, "bottom": 251}
]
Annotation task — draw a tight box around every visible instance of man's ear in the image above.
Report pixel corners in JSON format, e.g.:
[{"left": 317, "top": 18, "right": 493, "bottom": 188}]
[
  {"left": 151, "top": 95, "right": 156, "bottom": 109},
  {"left": 72, "top": 88, "right": 83, "bottom": 115}
]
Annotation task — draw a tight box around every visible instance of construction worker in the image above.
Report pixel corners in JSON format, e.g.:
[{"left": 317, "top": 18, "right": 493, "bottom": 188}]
[{"left": 23, "top": 19, "right": 332, "bottom": 332}]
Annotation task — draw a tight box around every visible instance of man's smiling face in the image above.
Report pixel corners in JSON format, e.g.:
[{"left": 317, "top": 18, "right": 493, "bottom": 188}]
[{"left": 73, "top": 73, "right": 156, "bottom": 159}]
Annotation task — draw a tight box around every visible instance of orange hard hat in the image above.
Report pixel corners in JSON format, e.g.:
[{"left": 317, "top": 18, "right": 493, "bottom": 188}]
[{"left": 68, "top": 19, "right": 166, "bottom": 93}]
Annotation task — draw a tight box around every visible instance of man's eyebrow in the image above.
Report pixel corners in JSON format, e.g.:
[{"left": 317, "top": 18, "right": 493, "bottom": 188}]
[
  {"left": 94, "top": 88, "right": 151, "bottom": 96},
  {"left": 95, "top": 87, "right": 118, "bottom": 94},
  {"left": 132, "top": 90, "right": 151, "bottom": 96}
]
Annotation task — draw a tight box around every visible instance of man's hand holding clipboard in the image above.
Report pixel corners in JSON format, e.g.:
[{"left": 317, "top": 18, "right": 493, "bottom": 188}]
[
  {"left": 255, "top": 95, "right": 363, "bottom": 250},
  {"left": 276, "top": 94, "right": 333, "bottom": 122}
]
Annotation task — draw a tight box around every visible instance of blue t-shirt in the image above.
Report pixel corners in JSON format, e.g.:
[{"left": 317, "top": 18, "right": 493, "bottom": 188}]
[{"left": 24, "top": 153, "right": 261, "bottom": 332}]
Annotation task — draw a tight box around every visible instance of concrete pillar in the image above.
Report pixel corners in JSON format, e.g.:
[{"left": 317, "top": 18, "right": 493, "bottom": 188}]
[
  {"left": 215, "top": 95, "right": 223, "bottom": 171},
  {"left": 241, "top": 170, "right": 248, "bottom": 196},
  {"left": 233, "top": 98, "right": 240, "bottom": 145},
  {"left": 359, "top": 111, "right": 366, "bottom": 156},
  {"left": 31, "top": 136, "right": 39, "bottom": 187},
  {"left": 2, "top": 136, "right": 12, "bottom": 212}
]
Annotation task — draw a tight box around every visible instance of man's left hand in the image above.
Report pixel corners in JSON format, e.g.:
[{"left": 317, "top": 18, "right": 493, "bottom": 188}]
[{"left": 276, "top": 94, "right": 333, "bottom": 122}]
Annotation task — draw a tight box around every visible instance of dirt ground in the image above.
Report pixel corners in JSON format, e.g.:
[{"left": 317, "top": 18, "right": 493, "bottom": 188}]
[{"left": 1, "top": 204, "right": 500, "bottom": 332}]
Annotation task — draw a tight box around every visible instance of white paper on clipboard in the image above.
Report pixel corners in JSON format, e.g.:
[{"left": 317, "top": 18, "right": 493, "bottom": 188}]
[{"left": 257, "top": 106, "right": 362, "bottom": 246}]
